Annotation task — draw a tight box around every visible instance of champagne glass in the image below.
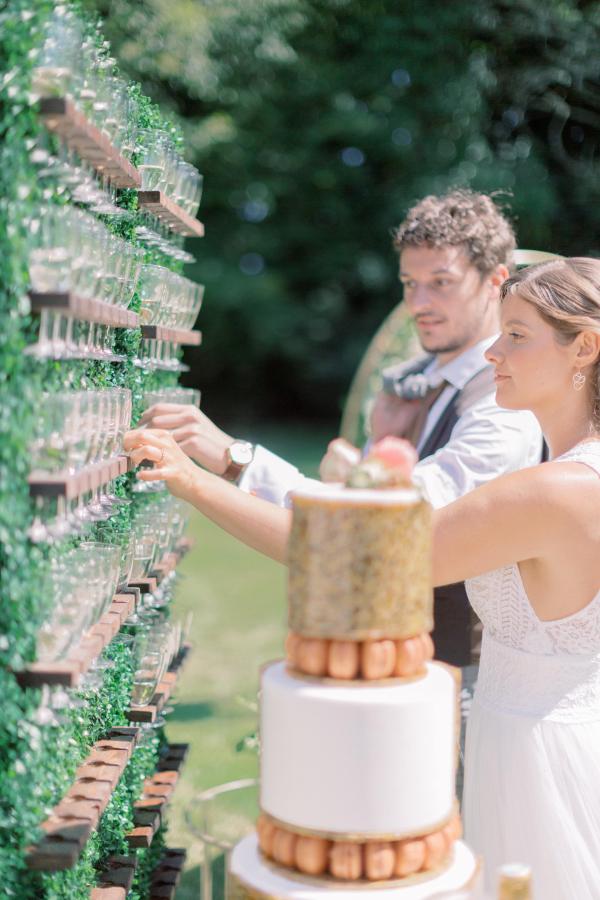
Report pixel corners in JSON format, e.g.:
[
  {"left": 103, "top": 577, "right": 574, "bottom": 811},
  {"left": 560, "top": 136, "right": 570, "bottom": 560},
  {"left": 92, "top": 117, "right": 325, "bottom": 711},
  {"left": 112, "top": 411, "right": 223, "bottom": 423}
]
[
  {"left": 130, "top": 520, "right": 157, "bottom": 580},
  {"left": 131, "top": 647, "right": 165, "bottom": 707},
  {"left": 31, "top": 6, "right": 82, "bottom": 99},
  {"left": 138, "top": 264, "right": 168, "bottom": 325},
  {"left": 136, "top": 129, "right": 167, "bottom": 191},
  {"left": 78, "top": 541, "right": 121, "bottom": 620}
]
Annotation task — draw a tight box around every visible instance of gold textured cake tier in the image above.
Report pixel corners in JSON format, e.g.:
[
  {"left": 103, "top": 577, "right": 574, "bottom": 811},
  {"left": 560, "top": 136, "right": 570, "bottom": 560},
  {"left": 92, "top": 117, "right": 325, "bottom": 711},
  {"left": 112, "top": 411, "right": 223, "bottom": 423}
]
[{"left": 288, "top": 488, "right": 432, "bottom": 640}]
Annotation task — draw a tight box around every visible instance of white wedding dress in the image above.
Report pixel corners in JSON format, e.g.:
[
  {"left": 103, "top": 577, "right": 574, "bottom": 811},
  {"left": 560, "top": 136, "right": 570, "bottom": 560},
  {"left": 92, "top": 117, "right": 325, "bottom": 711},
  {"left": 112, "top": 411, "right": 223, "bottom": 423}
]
[{"left": 463, "top": 442, "right": 600, "bottom": 900}]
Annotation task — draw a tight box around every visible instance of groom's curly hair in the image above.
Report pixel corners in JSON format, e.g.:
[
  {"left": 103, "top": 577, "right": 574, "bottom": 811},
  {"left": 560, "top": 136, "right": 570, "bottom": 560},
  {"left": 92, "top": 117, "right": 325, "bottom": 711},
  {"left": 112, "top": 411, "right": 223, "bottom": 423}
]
[{"left": 393, "top": 189, "right": 516, "bottom": 275}]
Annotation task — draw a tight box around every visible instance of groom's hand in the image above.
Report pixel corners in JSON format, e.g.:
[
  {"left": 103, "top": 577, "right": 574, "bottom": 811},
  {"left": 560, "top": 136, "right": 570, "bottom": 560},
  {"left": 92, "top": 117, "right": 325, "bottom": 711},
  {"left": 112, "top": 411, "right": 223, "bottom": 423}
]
[
  {"left": 370, "top": 392, "right": 420, "bottom": 443},
  {"left": 319, "top": 438, "right": 361, "bottom": 483},
  {"left": 138, "top": 403, "right": 234, "bottom": 475}
]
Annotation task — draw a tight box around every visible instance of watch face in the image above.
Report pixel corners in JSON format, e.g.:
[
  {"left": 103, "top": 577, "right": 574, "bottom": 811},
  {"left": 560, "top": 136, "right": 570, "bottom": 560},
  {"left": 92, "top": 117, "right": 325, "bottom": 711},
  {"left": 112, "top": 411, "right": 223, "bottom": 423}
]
[{"left": 230, "top": 442, "right": 254, "bottom": 466}]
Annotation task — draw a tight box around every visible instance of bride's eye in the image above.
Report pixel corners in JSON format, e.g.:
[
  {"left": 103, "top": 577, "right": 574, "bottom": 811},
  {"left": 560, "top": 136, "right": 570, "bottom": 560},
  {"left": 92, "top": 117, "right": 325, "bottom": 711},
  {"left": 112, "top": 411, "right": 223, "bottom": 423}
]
[{"left": 508, "top": 332, "right": 523, "bottom": 341}]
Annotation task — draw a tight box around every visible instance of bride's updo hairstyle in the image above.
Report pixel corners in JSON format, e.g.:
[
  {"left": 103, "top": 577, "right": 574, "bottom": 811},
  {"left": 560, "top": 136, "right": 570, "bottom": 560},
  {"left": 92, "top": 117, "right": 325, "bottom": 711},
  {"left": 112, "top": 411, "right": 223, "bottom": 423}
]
[{"left": 500, "top": 257, "right": 600, "bottom": 428}]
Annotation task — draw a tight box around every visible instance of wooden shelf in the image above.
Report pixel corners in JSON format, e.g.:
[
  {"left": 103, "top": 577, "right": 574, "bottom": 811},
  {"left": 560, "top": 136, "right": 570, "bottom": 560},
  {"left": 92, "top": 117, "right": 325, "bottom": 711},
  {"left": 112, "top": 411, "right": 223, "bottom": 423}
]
[
  {"left": 140, "top": 325, "right": 202, "bottom": 346},
  {"left": 28, "top": 454, "right": 130, "bottom": 500},
  {"left": 91, "top": 889, "right": 131, "bottom": 900},
  {"left": 127, "top": 645, "right": 190, "bottom": 725},
  {"left": 133, "top": 361, "right": 190, "bottom": 373},
  {"left": 40, "top": 97, "right": 141, "bottom": 189},
  {"left": 26, "top": 727, "right": 140, "bottom": 871},
  {"left": 137, "top": 191, "right": 205, "bottom": 237},
  {"left": 29, "top": 291, "right": 138, "bottom": 329},
  {"left": 150, "top": 848, "right": 187, "bottom": 900},
  {"left": 126, "top": 743, "right": 189, "bottom": 849},
  {"left": 16, "top": 592, "right": 137, "bottom": 688},
  {"left": 127, "top": 575, "right": 158, "bottom": 595},
  {"left": 17, "top": 540, "right": 192, "bottom": 688},
  {"left": 91, "top": 855, "right": 137, "bottom": 900},
  {"left": 157, "top": 742, "right": 189, "bottom": 772}
]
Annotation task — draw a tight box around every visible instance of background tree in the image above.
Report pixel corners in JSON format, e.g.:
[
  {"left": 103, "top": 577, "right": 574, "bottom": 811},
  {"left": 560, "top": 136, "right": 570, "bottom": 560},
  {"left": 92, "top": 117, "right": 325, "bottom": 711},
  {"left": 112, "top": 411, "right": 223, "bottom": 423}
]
[{"left": 92, "top": 0, "right": 600, "bottom": 425}]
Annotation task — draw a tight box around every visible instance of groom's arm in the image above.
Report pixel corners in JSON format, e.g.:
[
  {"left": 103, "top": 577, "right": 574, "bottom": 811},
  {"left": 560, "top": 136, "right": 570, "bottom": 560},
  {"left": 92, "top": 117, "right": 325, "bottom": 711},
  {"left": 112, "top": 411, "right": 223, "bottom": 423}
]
[
  {"left": 413, "top": 396, "right": 543, "bottom": 509},
  {"left": 238, "top": 445, "right": 321, "bottom": 506},
  {"left": 139, "top": 402, "right": 321, "bottom": 506},
  {"left": 140, "top": 392, "right": 543, "bottom": 514},
  {"left": 320, "top": 395, "right": 544, "bottom": 509}
]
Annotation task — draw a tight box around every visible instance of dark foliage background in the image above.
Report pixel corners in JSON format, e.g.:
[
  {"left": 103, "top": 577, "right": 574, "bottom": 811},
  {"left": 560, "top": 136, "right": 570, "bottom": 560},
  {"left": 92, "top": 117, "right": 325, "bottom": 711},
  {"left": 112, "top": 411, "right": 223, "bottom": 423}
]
[{"left": 91, "top": 0, "right": 600, "bottom": 427}]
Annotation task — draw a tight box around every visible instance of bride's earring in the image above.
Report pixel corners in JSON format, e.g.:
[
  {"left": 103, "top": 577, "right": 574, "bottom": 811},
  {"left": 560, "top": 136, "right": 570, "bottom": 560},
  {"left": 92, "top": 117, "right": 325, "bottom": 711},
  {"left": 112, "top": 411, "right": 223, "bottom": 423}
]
[{"left": 573, "top": 370, "right": 586, "bottom": 391}]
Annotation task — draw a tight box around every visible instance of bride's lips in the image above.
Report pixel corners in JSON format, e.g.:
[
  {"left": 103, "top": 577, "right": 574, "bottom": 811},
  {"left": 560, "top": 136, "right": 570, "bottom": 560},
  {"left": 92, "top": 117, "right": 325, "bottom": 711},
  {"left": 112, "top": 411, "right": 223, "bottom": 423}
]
[{"left": 494, "top": 372, "right": 511, "bottom": 383}]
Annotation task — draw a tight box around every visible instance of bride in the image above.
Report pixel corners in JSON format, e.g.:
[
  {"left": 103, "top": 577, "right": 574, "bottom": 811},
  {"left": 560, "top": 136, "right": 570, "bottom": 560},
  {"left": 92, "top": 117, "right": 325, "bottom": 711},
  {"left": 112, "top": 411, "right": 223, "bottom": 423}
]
[{"left": 126, "top": 257, "right": 600, "bottom": 898}]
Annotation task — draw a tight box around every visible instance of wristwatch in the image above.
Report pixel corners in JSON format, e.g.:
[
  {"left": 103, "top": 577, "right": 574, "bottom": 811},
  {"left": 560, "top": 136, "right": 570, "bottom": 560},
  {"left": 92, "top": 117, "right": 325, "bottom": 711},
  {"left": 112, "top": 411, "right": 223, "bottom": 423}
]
[{"left": 222, "top": 440, "right": 255, "bottom": 483}]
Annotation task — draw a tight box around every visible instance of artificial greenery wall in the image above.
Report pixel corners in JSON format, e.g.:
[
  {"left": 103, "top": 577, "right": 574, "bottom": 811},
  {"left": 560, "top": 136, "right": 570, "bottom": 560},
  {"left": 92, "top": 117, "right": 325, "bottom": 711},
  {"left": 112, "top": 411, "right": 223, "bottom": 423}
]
[{"left": 0, "top": 2, "right": 190, "bottom": 896}]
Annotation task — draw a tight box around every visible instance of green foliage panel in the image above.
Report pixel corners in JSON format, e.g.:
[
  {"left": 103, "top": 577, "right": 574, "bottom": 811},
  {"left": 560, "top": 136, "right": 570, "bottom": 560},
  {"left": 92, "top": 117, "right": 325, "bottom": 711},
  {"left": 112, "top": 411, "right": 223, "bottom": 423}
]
[{"left": 0, "top": 2, "right": 189, "bottom": 895}]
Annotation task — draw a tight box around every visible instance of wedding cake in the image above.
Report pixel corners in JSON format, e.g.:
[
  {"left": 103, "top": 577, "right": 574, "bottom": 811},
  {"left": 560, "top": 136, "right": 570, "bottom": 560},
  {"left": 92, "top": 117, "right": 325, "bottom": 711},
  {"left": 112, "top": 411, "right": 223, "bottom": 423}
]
[{"left": 229, "top": 439, "right": 480, "bottom": 898}]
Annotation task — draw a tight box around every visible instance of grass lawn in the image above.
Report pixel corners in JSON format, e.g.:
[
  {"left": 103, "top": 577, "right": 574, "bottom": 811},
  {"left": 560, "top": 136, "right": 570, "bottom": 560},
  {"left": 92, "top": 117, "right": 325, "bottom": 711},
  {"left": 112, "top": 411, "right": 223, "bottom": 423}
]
[{"left": 164, "top": 422, "right": 333, "bottom": 899}]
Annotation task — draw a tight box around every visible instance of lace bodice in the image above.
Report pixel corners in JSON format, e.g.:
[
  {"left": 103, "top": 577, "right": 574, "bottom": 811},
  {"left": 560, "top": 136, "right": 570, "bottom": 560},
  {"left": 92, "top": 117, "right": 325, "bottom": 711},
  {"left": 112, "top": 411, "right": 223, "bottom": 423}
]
[
  {"left": 465, "top": 441, "right": 600, "bottom": 722},
  {"left": 466, "top": 563, "right": 600, "bottom": 656},
  {"left": 466, "top": 441, "right": 600, "bottom": 656}
]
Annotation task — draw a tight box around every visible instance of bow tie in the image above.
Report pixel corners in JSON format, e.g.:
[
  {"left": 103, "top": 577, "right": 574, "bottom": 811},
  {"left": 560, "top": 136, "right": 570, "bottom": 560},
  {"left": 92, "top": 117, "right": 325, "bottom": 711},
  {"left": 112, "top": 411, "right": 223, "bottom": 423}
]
[
  {"left": 390, "top": 372, "right": 446, "bottom": 401},
  {"left": 371, "top": 373, "right": 449, "bottom": 446}
]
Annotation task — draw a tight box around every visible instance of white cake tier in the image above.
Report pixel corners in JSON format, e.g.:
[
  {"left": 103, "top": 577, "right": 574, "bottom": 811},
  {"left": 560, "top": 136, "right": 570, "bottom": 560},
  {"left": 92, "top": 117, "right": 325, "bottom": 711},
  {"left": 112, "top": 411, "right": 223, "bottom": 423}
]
[
  {"left": 229, "top": 834, "right": 480, "bottom": 899},
  {"left": 260, "top": 661, "right": 457, "bottom": 837}
]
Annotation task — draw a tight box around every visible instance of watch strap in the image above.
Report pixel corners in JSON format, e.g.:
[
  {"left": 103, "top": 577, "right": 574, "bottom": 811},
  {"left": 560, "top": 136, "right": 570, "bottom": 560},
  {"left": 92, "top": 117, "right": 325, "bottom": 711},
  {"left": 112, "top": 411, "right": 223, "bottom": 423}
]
[{"left": 222, "top": 457, "right": 247, "bottom": 483}]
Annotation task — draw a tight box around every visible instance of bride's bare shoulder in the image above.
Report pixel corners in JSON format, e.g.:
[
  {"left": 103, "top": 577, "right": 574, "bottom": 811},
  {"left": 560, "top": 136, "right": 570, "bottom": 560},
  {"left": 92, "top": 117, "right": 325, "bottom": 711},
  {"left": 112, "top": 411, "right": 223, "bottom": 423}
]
[
  {"left": 438, "top": 454, "right": 600, "bottom": 534},
  {"left": 484, "top": 454, "right": 600, "bottom": 530},
  {"left": 432, "top": 453, "right": 600, "bottom": 586},
  {"left": 537, "top": 454, "right": 600, "bottom": 490}
]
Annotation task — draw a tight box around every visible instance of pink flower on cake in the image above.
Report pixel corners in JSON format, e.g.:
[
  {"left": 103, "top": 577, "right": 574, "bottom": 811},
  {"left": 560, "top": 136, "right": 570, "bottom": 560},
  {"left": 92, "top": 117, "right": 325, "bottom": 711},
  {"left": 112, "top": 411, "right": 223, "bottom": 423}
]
[
  {"left": 346, "top": 436, "right": 418, "bottom": 488},
  {"left": 369, "top": 436, "right": 418, "bottom": 478}
]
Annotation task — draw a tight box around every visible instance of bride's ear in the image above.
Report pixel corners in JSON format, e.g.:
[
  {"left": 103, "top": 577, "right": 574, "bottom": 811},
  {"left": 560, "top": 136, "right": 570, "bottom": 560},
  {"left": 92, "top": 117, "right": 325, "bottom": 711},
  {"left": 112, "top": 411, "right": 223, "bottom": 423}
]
[{"left": 574, "top": 330, "right": 600, "bottom": 370}]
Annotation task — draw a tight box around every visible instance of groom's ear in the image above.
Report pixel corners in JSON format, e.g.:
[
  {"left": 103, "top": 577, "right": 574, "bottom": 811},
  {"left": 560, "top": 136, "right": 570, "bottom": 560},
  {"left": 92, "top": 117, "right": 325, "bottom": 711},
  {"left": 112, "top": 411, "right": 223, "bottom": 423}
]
[
  {"left": 487, "top": 264, "right": 510, "bottom": 296},
  {"left": 574, "top": 330, "right": 600, "bottom": 368}
]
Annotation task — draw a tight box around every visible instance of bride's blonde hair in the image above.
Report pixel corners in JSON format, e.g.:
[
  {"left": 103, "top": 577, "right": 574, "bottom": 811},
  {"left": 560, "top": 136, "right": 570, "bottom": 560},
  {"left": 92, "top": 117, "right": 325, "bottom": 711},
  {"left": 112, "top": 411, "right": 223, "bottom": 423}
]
[{"left": 500, "top": 257, "right": 600, "bottom": 428}]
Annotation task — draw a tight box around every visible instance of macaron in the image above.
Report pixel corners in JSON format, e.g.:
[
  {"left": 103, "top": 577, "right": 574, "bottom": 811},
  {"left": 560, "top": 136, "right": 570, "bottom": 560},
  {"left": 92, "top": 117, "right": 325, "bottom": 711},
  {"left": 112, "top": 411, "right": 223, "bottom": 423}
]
[
  {"left": 423, "top": 830, "right": 447, "bottom": 869},
  {"left": 364, "top": 841, "right": 395, "bottom": 880},
  {"left": 393, "top": 838, "right": 426, "bottom": 876},
  {"left": 272, "top": 829, "right": 297, "bottom": 867},
  {"left": 256, "top": 815, "right": 276, "bottom": 857},
  {"left": 361, "top": 640, "right": 396, "bottom": 679},
  {"left": 328, "top": 641, "right": 360, "bottom": 679},
  {"left": 297, "top": 638, "right": 329, "bottom": 676},
  {"left": 295, "top": 836, "right": 330, "bottom": 875},
  {"left": 394, "top": 636, "right": 424, "bottom": 677},
  {"left": 329, "top": 842, "right": 363, "bottom": 880}
]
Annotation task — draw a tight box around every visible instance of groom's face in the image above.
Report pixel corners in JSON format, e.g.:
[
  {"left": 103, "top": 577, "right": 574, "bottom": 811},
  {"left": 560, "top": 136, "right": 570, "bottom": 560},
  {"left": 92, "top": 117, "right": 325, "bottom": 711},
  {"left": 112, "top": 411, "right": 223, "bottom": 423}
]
[{"left": 399, "top": 244, "right": 501, "bottom": 364}]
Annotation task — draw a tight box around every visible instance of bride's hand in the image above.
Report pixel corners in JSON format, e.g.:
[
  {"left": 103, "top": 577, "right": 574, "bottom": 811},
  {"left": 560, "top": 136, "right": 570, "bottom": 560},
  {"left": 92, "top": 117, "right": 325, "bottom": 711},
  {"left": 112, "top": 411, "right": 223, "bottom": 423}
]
[{"left": 124, "top": 428, "right": 200, "bottom": 500}]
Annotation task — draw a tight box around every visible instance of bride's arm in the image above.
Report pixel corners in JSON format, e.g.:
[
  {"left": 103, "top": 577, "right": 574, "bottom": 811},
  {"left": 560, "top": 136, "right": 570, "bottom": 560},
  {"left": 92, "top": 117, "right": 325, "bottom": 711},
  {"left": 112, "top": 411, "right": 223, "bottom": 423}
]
[
  {"left": 124, "top": 429, "right": 583, "bottom": 579},
  {"left": 124, "top": 428, "right": 291, "bottom": 562},
  {"left": 185, "top": 466, "right": 291, "bottom": 562},
  {"left": 431, "top": 461, "right": 578, "bottom": 586}
]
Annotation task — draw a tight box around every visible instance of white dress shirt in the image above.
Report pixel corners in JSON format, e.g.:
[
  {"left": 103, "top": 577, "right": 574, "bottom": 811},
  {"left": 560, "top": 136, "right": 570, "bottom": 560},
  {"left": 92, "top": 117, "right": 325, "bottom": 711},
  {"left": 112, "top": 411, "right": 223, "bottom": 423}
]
[{"left": 238, "top": 336, "right": 543, "bottom": 510}]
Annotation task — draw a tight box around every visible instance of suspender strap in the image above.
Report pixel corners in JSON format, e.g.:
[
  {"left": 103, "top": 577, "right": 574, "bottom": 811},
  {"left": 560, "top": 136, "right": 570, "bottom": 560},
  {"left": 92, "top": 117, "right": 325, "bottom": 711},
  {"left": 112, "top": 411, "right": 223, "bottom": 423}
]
[
  {"left": 418, "top": 363, "right": 495, "bottom": 460},
  {"left": 455, "top": 363, "right": 496, "bottom": 416}
]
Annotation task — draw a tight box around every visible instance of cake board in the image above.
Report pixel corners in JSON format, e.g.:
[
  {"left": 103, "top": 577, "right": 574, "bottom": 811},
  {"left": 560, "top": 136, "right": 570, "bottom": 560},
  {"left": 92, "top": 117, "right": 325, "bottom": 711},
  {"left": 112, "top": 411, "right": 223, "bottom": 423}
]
[{"left": 229, "top": 835, "right": 479, "bottom": 899}]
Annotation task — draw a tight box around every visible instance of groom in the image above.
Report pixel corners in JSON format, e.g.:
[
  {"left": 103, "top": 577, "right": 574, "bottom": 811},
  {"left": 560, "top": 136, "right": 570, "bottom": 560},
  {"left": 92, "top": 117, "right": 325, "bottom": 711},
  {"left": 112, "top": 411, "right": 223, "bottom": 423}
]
[{"left": 141, "top": 189, "right": 542, "bottom": 666}]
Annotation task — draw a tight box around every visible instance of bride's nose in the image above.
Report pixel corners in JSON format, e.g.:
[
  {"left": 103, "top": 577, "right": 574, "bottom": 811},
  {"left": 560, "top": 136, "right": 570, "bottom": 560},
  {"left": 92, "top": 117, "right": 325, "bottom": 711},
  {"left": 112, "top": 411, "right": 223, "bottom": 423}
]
[{"left": 485, "top": 336, "right": 504, "bottom": 364}]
